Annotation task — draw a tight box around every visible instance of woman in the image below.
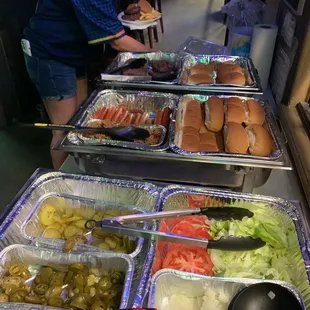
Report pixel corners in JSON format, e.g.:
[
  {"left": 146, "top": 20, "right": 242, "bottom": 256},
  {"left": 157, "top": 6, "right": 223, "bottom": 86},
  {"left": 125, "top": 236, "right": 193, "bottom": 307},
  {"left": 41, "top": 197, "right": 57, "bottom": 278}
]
[{"left": 22, "top": 0, "right": 151, "bottom": 169}]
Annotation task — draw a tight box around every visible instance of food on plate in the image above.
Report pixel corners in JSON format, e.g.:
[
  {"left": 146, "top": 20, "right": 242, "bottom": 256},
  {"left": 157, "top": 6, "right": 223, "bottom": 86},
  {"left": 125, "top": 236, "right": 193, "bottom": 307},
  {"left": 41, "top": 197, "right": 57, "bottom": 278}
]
[
  {"left": 162, "top": 246, "right": 214, "bottom": 276},
  {"left": 208, "top": 200, "right": 310, "bottom": 305},
  {"left": 245, "top": 99, "right": 265, "bottom": 125},
  {"left": 122, "top": 3, "right": 141, "bottom": 21},
  {"left": 36, "top": 200, "right": 137, "bottom": 254},
  {"left": 190, "top": 63, "right": 214, "bottom": 76},
  {"left": 204, "top": 96, "right": 224, "bottom": 132},
  {"left": 122, "top": 0, "right": 161, "bottom": 21},
  {"left": 217, "top": 72, "right": 246, "bottom": 85},
  {"left": 246, "top": 124, "right": 272, "bottom": 156},
  {"left": 224, "top": 122, "right": 249, "bottom": 154},
  {"left": 160, "top": 288, "right": 231, "bottom": 310},
  {"left": 225, "top": 97, "right": 246, "bottom": 124},
  {"left": 0, "top": 263, "right": 124, "bottom": 309},
  {"left": 188, "top": 74, "right": 214, "bottom": 85}
]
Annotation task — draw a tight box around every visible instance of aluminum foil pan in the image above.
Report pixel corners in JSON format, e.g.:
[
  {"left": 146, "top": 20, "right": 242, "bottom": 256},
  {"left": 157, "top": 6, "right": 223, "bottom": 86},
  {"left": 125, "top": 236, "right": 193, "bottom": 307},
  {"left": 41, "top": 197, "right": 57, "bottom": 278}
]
[
  {"left": 21, "top": 193, "right": 149, "bottom": 258},
  {"left": 177, "top": 36, "right": 228, "bottom": 55},
  {"left": 149, "top": 186, "right": 310, "bottom": 308},
  {"left": 0, "top": 170, "right": 161, "bottom": 308},
  {"left": 170, "top": 94, "right": 283, "bottom": 161},
  {"left": 67, "top": 89, "right": 178, "bottom": 152},
  {"left": 0, "top": 244, "right": 134, "bottom": 309},
  {"left": 179, "top": 54, "right": 262, "bottom": 91},
  {"left": 148, "top": 269, "right": 306, "bottom": 309},
  {"left": 104, "top": 52, "right": 184, "bottom": 84}
]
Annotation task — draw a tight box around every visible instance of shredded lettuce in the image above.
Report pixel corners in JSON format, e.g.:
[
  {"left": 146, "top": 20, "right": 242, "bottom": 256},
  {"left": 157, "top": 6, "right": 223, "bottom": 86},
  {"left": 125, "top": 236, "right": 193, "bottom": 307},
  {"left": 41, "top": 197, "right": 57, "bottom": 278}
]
[{"left": 208, "top": 202, "right": 310, "bottom": 309}]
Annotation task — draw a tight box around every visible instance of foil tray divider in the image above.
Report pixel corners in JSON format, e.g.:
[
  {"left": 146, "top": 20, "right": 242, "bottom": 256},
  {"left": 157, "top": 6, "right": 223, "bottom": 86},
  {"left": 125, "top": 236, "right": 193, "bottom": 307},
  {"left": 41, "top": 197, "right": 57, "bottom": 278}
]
[
  {"left": 169, "top": 94, "right": 284, "bottom": 161},
  {"left": 66, "top": 89, "right": 179, "bottom": 152}
]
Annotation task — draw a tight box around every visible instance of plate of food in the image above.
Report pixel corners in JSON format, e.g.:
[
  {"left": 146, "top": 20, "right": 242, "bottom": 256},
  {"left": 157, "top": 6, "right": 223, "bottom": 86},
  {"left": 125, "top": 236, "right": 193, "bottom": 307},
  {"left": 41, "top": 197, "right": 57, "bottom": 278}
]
[{"left": 118, "top": 0, "right": 162, "bottom": 25}]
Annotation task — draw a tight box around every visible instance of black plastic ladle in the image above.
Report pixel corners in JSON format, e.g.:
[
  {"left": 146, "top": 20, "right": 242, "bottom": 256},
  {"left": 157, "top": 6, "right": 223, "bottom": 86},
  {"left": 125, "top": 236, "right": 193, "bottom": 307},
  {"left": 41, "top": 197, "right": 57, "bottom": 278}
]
[{"left": 229, "top": 283, "right": 303, "bottom": 310}]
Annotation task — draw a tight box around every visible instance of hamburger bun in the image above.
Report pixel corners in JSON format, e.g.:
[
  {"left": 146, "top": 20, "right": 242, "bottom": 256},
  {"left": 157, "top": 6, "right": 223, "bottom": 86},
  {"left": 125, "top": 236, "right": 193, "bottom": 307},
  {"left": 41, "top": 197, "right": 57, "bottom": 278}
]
[
  {"left": 200, "top": 143, "right": 219, "bottom": 152},
  {"left": 217, "top": 63, "right": 243, "bottom": 75},
  {"left": 246, "top": 124, "right": 272, "bottom": 156},
  {"left": 188, "top": 74, "right": 214, "bottom": 85},
  {"left": 217, "top": 72, "right": 246, "bottom": 85},
  {"left": 177, "top": 99, "right": 201, "bottom": 131},
  {"left": 224, "top": 122, "right": 249, "bottom": 154},
  {"left": 137, "top": 0, "right": 153, "bottom": 13},
  {"left": 190, "top": 63, "right": 214, "bottom": 76},
  {"left": 245, "top": 99, "right": 265, "bottom": 125},
  {"left": 204, "top": 96, "right": 224, "bottom": 132},
  {"left": 225, "top": 97, "right": 246, "bottom": 124},
  {"left": 175, "top": 126, "right": 200, "bottom": 152}
]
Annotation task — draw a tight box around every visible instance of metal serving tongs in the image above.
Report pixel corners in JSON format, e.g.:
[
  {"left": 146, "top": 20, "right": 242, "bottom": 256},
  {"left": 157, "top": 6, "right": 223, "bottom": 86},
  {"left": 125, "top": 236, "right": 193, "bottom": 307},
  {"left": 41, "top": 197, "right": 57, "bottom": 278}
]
[{"left": 85, "top": 207, "right": 266, "bottom": 251}]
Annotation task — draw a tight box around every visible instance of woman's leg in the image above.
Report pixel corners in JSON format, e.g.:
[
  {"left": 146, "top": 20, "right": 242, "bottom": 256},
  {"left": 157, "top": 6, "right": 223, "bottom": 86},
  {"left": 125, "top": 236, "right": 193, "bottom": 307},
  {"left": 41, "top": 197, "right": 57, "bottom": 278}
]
[
  {"left": 77, "top": 78, "right": 88, "bottom": 108},
  {"left": 44, "top": 97, "right": 78, "bottom": 170},
  {"left": 24, "top": 54, "right": 80, "bottom": 169}
]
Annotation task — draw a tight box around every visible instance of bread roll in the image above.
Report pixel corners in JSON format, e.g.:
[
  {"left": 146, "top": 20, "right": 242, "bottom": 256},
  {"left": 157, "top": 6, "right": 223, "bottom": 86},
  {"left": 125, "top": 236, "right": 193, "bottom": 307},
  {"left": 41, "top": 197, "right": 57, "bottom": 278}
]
[
  {"left": 190, "top": 63, "right": 214, "bottom": 76},
  {"left": 224, "top": 122, "right": 249, "bottom": 154},
  {"left": 217, "top": 72, "right": 246, "bottom": 85},
  {"left": 225, "top": 97, "right": 246, "bottom": 124},
  {"left": 137, "top": 0, "right": 153, "bottom": 13},
  {"left": 188, "top": 74, "right": 214, "bottom": 85},
  {"left": 217, "top": 63, "right": 243, "bottom": 75},
  {"left": 245, "top": 99, "right": 265, "bottom": 125},
  {"left": 246, "top": 124, "right": 272, "bottom": 156},
  {"left": 204, "top": 97, "right": 224, "bottom": 132},
  {"left": 177, "top": 99, "right": 201, "bottom": 131},
  {"left": 175, "top": 126, "right": 200, "bottom": 152}
]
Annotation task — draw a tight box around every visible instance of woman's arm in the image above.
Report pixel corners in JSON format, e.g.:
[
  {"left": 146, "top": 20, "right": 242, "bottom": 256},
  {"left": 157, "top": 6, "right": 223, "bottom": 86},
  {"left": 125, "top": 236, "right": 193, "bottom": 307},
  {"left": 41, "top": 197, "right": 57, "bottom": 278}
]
[{"left": 110, "top": 35, "right": 151, "bottom": 52}]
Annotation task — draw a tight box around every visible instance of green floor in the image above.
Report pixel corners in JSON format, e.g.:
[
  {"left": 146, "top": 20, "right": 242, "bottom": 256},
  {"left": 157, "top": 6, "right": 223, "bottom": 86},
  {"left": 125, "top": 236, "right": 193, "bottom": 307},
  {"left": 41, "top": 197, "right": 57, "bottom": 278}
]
[{"left": 0, "top": 127, "right": 52, "bottom": 208}]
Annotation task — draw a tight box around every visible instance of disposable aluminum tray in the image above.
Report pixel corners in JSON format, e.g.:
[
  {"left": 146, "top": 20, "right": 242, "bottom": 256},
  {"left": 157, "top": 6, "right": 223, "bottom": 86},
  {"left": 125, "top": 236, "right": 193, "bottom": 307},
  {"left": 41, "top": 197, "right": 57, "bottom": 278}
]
[
  {"left": 170, "top": 94, "right": 283, "bottom": 161},
  {"left": 67, "top": 89, "right": 179, "bottom": 152},
  {"left": 103, "top": 52, "right": 184, "bottom": 84},
  {"left": 177, "top": 36, "right": 228, "bottom": 55},
  {"left": 0, "top": 244, "right": 134, "bottom": 309},
  {"left": 180, "top": 54, "right": 262, "bottom": 92},
  {"left": 0, "top": 170, "right": 160, "bottom": 308},
  {"left": 148, "top": 269, "right": 306, "bottom": 309},
  {"left": 142, "top": 185, "right": 310, "bottom": 308},
  {"left": 20, "top": 193, "right": 149, "bottom": 258}
]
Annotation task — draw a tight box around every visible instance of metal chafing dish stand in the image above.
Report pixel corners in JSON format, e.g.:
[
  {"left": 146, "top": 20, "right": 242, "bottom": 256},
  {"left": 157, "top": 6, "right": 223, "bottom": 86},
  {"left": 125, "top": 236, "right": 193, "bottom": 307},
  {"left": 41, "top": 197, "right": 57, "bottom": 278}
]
[{"left": 56, "top": 85, "right": 291, "bottom": 192}]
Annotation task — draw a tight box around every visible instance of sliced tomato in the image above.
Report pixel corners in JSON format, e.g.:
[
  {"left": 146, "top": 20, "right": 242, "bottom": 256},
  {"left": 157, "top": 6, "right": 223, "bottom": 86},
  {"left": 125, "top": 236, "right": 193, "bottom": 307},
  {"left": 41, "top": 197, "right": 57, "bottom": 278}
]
[
  {"left": 162, "top": 247, "right": 214, "bottom": 276},
  {"left": 187, "top": 194, "right": 206, "bottom": 208},
  {"left": 171, "top": 216, "right": 211, "bottom": 240},
  {"left": 92, "top": 107, "right": 107, "bottom": 120},
  {"left": 105, "top": 107, "right": 116, "bottom": 121},
  {"left": 111, "top": 107, "right": 124, "bottom": 122},
  {"left": 118, "top": 110, "right": 129, "bottom": 123}
]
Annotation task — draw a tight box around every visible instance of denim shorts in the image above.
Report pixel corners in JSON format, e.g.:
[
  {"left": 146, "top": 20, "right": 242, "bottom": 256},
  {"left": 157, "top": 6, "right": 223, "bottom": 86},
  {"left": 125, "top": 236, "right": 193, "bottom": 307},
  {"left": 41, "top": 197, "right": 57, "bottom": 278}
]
[{"left": 24, "top": 53, "right": 86, "bottom": 101}]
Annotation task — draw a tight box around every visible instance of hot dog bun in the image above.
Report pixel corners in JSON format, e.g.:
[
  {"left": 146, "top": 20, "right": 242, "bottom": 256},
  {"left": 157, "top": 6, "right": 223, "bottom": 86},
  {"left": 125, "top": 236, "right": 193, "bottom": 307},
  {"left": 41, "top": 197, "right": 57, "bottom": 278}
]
[
  {"left": 246, "top": 124, "right": 272, "bottom": 156},
  {"left": 190, "top": 63, "right": 214, "bottom": 76},
  {"left": 245, "top": 99, "right": 265, "bottom": 125},
  {"left": 204, "top": 96, "right": 224, "bottom": 132},
  {"left": 224, "top": 122, "right": 249, "bottom": 154},
  {"left": 225, "top": 97, "right": 246, "bottom": 124}
]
